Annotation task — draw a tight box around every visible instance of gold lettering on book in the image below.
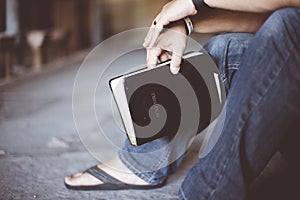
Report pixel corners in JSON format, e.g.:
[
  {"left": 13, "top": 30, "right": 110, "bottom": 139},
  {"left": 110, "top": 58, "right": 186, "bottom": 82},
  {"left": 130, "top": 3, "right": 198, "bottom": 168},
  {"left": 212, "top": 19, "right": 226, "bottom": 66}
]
[{"left": 151, "top": 92, "right": 160, "bottom": 118}]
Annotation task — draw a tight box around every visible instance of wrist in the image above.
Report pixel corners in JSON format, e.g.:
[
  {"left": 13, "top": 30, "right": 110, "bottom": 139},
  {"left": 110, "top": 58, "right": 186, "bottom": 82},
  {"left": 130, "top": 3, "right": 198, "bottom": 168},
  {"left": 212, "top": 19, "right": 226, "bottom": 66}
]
[
  {"left": 172, "top": 24, "right": 187, "bottom": 35},
  {"left": 165, "top": 17, "right": 194, "bottom": 35},
  {"left": 165, "top": 20, "right": 188, "bottom": 35}
]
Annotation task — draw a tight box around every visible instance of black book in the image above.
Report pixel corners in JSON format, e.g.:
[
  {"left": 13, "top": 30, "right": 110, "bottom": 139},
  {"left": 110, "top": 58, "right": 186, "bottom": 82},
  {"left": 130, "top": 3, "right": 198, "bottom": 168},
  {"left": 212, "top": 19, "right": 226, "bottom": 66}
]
[{"left": 110, "top": 51, "right": 226, "bottom": 146}]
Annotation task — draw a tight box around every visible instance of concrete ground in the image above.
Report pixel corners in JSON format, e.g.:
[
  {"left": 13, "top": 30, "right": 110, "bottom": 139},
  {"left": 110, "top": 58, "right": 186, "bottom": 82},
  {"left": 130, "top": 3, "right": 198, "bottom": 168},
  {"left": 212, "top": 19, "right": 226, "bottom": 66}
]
[
  {"left": 0, "top": 46, "right": 205, "bottom": 200},
  {"left": 0, "top": 35, "right": 299, "bottom": 199}
]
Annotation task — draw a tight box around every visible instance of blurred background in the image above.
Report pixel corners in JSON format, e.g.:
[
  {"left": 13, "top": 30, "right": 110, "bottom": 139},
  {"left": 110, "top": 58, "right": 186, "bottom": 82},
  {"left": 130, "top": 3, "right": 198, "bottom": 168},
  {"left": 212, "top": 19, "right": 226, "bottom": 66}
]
[
  {"left": 0, "top": 0, "right": 169, "bottom": 82},
  {"left": 1, "top": 1, "right": 298, "bottom": 199}
]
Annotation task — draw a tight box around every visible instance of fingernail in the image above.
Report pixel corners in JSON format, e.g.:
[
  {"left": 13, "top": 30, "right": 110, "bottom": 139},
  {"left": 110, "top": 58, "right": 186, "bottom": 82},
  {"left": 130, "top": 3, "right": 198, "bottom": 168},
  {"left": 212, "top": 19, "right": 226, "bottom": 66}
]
[{"left": 170, "top": 66, "right": 179, "bottom": 74}]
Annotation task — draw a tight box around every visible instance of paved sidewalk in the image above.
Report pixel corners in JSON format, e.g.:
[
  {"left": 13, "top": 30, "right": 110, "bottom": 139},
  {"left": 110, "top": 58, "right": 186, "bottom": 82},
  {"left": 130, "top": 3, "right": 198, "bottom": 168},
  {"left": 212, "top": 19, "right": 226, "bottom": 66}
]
[{"left": 0, "top": 47, "right": 206, "bottom": 200}]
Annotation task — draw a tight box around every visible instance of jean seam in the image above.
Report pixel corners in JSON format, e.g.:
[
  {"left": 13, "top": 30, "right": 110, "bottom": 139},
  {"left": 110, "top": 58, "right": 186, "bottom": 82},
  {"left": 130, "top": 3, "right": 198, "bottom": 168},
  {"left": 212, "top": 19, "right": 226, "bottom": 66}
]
[
  {"left": 151, "top": 146, "right": 171, "bottom": 171},
  {"left": 221, "top": 77, "right": 228, "bottom": 83},
  {"left": 207, "top": 40, "right": 292, "bottom": 200},
  {"left": 178, "top": 187, "right": 188, "bottom": 200},
  {"left": 219, "top": 38, "right": 232, "bottom": 83},
  {"left": 220, "top": 68, "right": 239, "bottom": 80},
  {"left": 227, "top": 67, "right": 239, "bottom": 70},
  {"left": 207, "top": 129, "right": 239, "bottom": 199}
]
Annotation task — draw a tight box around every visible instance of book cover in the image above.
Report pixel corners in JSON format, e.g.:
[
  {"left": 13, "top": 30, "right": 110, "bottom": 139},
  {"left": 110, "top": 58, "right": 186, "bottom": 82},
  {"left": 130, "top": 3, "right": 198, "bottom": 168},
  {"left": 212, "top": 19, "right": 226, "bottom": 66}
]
[{"left": 110, "top": 51, "right": 225, "bottom": 146}]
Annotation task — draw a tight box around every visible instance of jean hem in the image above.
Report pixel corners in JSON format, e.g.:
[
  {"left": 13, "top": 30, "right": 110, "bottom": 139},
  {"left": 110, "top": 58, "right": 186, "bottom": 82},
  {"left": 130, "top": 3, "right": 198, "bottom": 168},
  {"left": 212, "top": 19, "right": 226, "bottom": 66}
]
[{"left": 118, "top": 150, "right": 166, "bottom": 185}]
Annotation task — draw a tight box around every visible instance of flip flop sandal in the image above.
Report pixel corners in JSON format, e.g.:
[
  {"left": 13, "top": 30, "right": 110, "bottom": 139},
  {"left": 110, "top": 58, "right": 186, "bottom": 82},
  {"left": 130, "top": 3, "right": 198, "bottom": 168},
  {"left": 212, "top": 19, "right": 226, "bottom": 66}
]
[{"left": 64, "top": 165, "right": 166, "bottom": 190}]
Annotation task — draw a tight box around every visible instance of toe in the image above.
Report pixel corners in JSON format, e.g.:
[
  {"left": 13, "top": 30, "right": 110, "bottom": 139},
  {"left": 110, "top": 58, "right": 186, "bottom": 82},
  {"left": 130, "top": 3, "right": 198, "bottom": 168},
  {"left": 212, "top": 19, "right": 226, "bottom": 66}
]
[
  {"left": 70, "top": 172, "right": 83, "bottom": 178},
  {"left": 65, "top": 172, "right": 102, "bottom": 186},
  {"left": 64, "top": 176, "right": 74, "bottom": 186}
]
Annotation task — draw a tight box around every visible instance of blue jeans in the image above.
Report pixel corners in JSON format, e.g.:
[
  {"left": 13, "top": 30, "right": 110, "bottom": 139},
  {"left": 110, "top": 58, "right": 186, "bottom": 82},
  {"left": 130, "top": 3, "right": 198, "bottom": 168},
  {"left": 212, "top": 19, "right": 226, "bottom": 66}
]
[{"left": 119, "top": 8, "right": 300, "bottom": 199}]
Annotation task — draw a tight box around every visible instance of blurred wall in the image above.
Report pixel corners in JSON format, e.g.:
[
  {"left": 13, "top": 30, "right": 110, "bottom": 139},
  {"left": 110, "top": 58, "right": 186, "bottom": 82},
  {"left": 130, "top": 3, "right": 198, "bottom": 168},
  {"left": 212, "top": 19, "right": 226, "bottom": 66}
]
[
  {"left": 18, "top": 0, "right": 53, "bottom": 30},
  {"left": 0, "top": 0, "right": 170, "bottom": 74},
  {"left": 5, "top": 0, "right": 19, "bottom": 35},
  {"left": 51, "top": 0, "right": 91, "bottom": 50},
  {"left": 100, "top": 0, "right": 169, "bottom": 38},
  {"left": 0, "top": 0, "right": 5, "bottom": 31},
  {"left": 15, "top": 0, "right": 169, "bottom": 50}
]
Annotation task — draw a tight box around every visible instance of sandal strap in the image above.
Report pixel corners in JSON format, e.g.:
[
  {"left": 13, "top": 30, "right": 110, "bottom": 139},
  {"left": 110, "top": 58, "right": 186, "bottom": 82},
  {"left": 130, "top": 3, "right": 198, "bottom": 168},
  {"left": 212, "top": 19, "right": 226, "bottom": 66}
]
[{"left": 85, "top": 166, "right": 124, "bottom": 185}]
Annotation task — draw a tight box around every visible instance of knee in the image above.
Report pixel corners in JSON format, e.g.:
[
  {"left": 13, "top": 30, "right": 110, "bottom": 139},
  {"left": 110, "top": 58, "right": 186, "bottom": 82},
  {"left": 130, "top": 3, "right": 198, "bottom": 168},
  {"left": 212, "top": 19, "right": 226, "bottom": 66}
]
[
  {"left": 205, "top": 33, "right": 244, "bottom": 58},
  {"left": 270, "top": 7, "right": 300, "bottom": 26},
  {"left": 260, "top": 7, "right": 300, "bottom": 47},
  {"left": 204, "top": 34, "right": 233, "bottom": 54},
  {"left": 204, "top": 33, "right": 253, "bottom": 93},
  {"left": 204, "top": 33, "right": 253, "bottom": 62}
]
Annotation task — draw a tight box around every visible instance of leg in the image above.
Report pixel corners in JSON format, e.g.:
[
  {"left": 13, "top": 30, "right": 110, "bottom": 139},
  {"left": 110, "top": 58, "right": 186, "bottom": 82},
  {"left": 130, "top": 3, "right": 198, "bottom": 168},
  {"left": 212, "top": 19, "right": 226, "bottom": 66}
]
[
  {"left": 118, "top": 33, "right": 255, "bottom": 184},
  {"left": 179, "top": 8, "right": 300, "bottom": 200},
  {"left": 65, "top": 33, "right": 254, "bottom": 189}
]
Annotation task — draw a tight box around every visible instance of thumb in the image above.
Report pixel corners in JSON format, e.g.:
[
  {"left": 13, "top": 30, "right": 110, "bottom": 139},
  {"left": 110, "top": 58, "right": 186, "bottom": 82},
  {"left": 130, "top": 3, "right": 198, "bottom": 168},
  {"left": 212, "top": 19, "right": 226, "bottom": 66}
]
[{"left": 170, "top": 53, "right": 182, "bottom": 74}]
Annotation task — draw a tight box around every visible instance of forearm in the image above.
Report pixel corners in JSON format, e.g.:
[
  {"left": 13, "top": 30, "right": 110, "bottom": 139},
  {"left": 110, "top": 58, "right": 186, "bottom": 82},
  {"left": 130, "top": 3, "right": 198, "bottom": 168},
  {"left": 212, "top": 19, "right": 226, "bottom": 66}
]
[
  {"left": 203, "top": 0, "right": 300, "bottom": 12},
  {"left": 191, "top": 9, "right": 270, "bottom": 34}
]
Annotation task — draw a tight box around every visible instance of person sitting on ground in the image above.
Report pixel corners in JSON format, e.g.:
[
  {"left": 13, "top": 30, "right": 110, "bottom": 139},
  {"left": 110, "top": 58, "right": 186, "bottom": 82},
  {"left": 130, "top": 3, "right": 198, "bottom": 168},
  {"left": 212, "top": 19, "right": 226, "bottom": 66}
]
[{"left": 65, "top": 0, "right": 300, "bottom": 199}]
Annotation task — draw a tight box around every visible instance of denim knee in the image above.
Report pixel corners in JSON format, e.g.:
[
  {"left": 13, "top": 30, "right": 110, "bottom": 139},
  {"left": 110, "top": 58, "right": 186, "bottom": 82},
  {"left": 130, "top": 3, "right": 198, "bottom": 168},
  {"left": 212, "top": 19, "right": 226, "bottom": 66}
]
[
  {"left": 204, "top": 33, "right": 253, "bottom": 93},
  {"left": 267, "top": 7, "right": 300, "bottom": 31},
  {"left": 258, "top": 7, "right": 300, "bottom": 51}
]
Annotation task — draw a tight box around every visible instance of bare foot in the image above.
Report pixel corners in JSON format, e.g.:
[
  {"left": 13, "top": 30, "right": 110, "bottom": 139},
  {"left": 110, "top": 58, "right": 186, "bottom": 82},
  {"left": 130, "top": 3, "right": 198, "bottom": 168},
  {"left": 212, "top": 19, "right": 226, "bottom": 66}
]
[{"left": 64, "top": 157, "right": 150, "bottom": 187}]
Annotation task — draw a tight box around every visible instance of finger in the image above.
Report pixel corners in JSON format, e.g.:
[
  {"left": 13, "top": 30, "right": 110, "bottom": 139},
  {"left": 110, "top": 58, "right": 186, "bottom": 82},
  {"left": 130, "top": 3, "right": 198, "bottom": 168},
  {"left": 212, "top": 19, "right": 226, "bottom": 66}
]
[
  {"left": 159, "top": 51, "right": 171, "bottom": 62},
  {"left": 143, "top": 15, "right": 161, "bottom": 47},
  {"left": 170, "top": 53, "right": 182, "bottom": 74},
  {"left": 144, "top": 12, "right": 174, "bottom": 48},
  {"left": 143, "top": 26, "right": 155, "bottom": 47},
  {"left": 146, "top": 48, "right": 149, "bottom": 64},
  {"left": 146, "top": 13, "right": 165, "bottom": 47},
  {"left": 147, "top": 48, "right": 162, "bottom": 68},
  {"left": 148, "top": 23, "right": 164, "bottom": 48},
  {"left": 158, "top": 16, "right": 171, "bottom": 28}
]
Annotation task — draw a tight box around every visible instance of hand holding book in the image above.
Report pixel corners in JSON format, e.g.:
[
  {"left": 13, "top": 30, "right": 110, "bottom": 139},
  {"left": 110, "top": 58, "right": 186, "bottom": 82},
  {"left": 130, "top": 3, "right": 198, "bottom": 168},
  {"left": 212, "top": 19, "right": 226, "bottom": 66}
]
[
  {"left": 110, "top": 52, "right": 226, "bottom": 146},
  {"left": 146, "top": 26, "right": 188, "bottom": 75}
]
